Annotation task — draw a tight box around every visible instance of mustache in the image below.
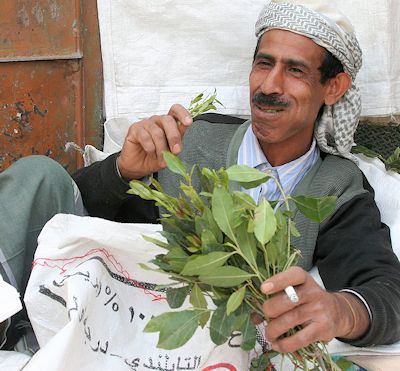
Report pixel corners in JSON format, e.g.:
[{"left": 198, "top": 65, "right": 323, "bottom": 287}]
[{"left": 252, "top": 92, "right": 290, "bottom": 108}]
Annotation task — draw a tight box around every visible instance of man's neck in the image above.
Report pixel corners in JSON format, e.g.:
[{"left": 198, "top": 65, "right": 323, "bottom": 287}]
[{"left": 260, "top": 140, "right": 313, "bottom": 167}]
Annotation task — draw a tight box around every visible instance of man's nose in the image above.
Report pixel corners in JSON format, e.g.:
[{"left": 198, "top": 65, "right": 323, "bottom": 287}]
[{"left": 260, "top": 67, "right": 284, "bottom": 96}]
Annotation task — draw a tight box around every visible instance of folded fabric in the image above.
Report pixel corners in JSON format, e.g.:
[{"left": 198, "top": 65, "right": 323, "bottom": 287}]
[{"left": 97, "top": 0, "right": 400, "bottom": 122}]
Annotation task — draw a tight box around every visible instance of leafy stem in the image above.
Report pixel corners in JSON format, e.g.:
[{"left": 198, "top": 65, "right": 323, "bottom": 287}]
[{"left": 268, "top": 172, "right": 293, "bottom": 260}]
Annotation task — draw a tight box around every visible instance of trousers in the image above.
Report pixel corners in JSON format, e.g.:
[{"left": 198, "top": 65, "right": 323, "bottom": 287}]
[{"left": 0, "top": 155, "right": 83, "bottom": 352}]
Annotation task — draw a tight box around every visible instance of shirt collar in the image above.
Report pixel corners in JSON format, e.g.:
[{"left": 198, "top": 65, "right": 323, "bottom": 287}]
[{"left": 240, "top": 124, "right": 318, "bottom": 177}]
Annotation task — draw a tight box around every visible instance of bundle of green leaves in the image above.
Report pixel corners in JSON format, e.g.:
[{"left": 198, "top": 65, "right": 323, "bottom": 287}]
[
  {"left": 128, "top": 151, "right": 346, "bottom": 370},
  {"left": 127, "top": 91, "right": 350, "bottom": 370}
]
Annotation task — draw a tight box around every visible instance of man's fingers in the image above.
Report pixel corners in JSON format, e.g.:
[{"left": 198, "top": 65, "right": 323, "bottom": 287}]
[
  {"left": 271, "top": 323, "right": 318, "bottom": 353},
  {"left": 261, "top": 267, "right": 308, "bottom": 295},
  {"left": 153, "top": 115, "right": 185, "bottom": 155},
  {"left": 168, "top": 104, "right": 193, "bottom": 127},
  {"left": 265, "top": 302, "right": 313, "bottom": 342},
  {"left": 270, "top": 321, "right": 333, "bottom": 354},
  {"left": 263, "top": 290, "right": 301, "bottom": 319}
]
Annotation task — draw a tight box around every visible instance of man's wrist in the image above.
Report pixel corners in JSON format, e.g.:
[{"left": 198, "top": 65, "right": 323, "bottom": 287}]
[
  {"left": 334, "top": 292, "right": 370, "bottom": 340},
  {"left": 116, "top": 155, "right": 152, "bottom": 185}
]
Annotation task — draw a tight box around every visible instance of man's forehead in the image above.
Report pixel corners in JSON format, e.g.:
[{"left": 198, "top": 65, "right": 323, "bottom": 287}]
[{"left": 258, "top": 29, "right": 325, "bottom": 63}]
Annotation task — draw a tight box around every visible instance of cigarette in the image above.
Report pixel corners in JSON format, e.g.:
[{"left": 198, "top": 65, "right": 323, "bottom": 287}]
[{"left": 284, "top": 285, "right": 299, "bottom": 304}]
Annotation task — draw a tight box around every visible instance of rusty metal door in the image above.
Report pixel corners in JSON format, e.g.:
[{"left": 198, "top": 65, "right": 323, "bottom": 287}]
[{"left": 0, "top": 0, "right": 103, "bottom": 173}]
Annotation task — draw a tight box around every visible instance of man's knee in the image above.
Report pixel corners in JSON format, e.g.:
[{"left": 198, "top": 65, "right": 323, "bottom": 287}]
[{"left": 10, "top": 155, "right": 72, "bottom": 191}]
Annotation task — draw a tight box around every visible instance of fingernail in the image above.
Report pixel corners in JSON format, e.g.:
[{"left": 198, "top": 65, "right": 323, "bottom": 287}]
[
  {"left": 184, "top": 116, "right": 192, "bottom": 125},
  {"left": 261, "top": 282, "right": 274, "bottom": 294},
  {"left": 172, "top": 144, "right": 181, "bottom": 153}
]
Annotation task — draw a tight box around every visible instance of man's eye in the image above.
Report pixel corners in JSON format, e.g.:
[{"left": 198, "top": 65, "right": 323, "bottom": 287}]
[
  {"left": 257, "top": 61, "right": 272, "bottom": 67},
  {"left": 289, "top": 67, "right": 304, "bottom": 74}
]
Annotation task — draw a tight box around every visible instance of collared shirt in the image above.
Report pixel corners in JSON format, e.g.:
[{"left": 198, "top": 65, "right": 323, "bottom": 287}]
[{"left": 237, "top": 125, "right": 320, "bottom": 203}]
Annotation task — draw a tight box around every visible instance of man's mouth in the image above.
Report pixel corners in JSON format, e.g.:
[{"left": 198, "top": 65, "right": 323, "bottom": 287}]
[{"left": 255, "top": 104, "right": 285, "bottom": 113}]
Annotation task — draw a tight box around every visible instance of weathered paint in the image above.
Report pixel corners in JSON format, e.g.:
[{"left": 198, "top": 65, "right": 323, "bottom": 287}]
[
  {"left": 0, "top": 61, "right": 80, "bottom": 171},
  {"left": 0, "top": 1, "right": 82, "bottom": 62},
  {"left": 0, "top": 0, "right": 104, "bottom": 172}
]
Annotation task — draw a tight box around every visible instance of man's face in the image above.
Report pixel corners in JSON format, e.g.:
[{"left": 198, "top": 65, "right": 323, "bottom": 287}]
[{"left": 249, "top": 29, "right": 331, "bottom": 160}]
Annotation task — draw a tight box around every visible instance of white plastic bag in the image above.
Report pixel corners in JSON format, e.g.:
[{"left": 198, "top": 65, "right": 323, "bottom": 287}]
[{"left": 24, "top": 214, "right": 251, "bottom": 370}]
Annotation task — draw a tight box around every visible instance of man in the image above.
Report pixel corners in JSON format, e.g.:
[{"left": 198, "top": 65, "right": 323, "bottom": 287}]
[
  {"left": 2, "top": 0, "right": 400, "bottom": 359},
  {"left": 74, "top": 0, "right": 400, "bottom": 352}
]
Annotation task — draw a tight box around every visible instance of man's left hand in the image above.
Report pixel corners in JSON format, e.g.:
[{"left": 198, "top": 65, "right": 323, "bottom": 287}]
[{"left": 260, "top": 267, "right": 370, "bottom": 353}]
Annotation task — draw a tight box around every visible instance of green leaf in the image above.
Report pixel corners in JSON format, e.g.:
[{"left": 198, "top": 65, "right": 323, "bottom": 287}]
[
  {"left": 190, "top": 283, "right": 207, "bottom": 309},
  {"left": 239, "top": 310, "right": 257, "bottom": 351},
  {"left": 236, "top": 222, "right": 257, "bottom": 268},
  {"left": 290, "top": 222, "right": 301, "bottom": 237},
  {"left": 138, "top": 262, "right": 160, "bottom": 272},
  {"left": 190, "top": 283, "right": 210, "bottom": 328},
  {"left": 164, "top": 247, "right": 189, "bottom": 273},
  {"left": 128, "top": 180, "right": 180, "bottom": 213},
  {"left": 352, "top": 144, "right": 384, "bottom": 160},
  {"left": 195, "top": 208, "right": 223, "bottom": 244},
  {"left": 202, "top": 243, "right": 226, "bottom": 254},
  {"left": 226, "top": 165, "right": 270, "bottom": 189},
  {"left": 181, "top": 252, "right": 233, "bottom": 276},
  {"left": 333, "top": 356, "right": 356, "bottom": 371},
  {"left": 292, "top": 195, "right": 337, "bottom": 222},
  {"left": 209, "top": 304, "right": 235, "bottom": 345},
  {"left": 186, "top": 234, "right": 201, "bottom": 248},
  {"left": 163, "top": 217, "right": 195, "bottom": 236},
  {"left": 149, "top": 177, "right": 164, "bottom": 192},
  {"left": 200, "top": 228, "right": 226, "bottom": 253},
  {"left": 188, "top": 89, "right": 223, "bottom": 118},
  {"left": 127, "top": 180, "right": 155, "bottom": 200},
  {"left": 160, "top": 219, "right": 189, "bottom": 248},
  {"left": 150, "top": 255, "right": 175, "bottom": 271},
  {"left": 189, "top": 92, "right": 203, "bottom": 105},
  {"left": 254, "top": 198, "right": 277, "bottom": 245},
  {"left": 211, "top": 287, "right": 230, "bottom": 303},
  {"left": 198, "top": 266, "right": 254, "bottom": 287},
  {"left": 201, "top": 228, "right": 217, "bottom": 246},
  {"left": 267, "top": 226, "right": 288, "bottom": 267},
  {"left": 163, "top": 151, "right": 188, "bottom": 178},
  {"left": 386, "top": 159, "right": 400, "bottom": 172},
  {"left": 142, "top": 234, "right": 169, "bottom": 249},
  {"left": 233, "top": 191, "right": 257, "bottom": 210},
  {"left": 247, "top": 218, "right": 255, "bottom": 233},
  {"left": 212, "top": 187, "right": 242, "bottom": 241},
  {"left": 385, "top": 147, "right": 400, "bottom": 172},
  {"left": 204, "top": 207, "right": 223, "bottom": 243},
  {"left": 180, "top": 184, "right": 205, "bottom": 212},
  {"left": 144, "top": 310, "right": 202, "bottom": 349},
  {"left": 186, "top": 246, "right": 200, "bottom": 253},
  {"left": 275, "top": 209, "right": 288, "bottom": 233},
  {"left": 226, "top": 286, "right": 246, "bottom": 315},
  {"left": 263, "top": 241, "right": 277, "bottom": 268},
  {"left": 166, "top": 286, "right": 190, "bottom": 309},
  {"left": 250, "top": 352, "right": 278, "bottom": 371}
]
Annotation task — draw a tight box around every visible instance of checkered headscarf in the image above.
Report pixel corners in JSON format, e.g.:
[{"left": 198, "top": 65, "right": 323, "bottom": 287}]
[{"left": 255, "top": 0, "right": 363, "bottom": 161}]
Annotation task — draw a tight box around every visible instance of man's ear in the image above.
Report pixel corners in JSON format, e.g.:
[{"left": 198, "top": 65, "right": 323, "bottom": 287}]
[{"left": 324, "top": 72, "right": 352, "bottom": 106}]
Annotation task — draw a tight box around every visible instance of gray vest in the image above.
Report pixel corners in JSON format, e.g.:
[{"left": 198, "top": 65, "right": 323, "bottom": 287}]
[{"left": 159, "top": 119, "right": 366, "bottom": 270}]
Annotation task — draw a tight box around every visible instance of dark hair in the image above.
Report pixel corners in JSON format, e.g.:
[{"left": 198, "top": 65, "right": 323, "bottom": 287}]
[
  {"left": 252, "top": 38, "right": 344, "bottom": 84},
  {"left": 318, "top": 51, "right": 344, "bottom": 84},
  {"left": 252, "top": 38, "right": 261, "bottom": 62}
]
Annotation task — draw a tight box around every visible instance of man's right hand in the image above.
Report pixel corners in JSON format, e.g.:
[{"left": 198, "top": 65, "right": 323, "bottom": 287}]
[{"left": 117, "top": 104, "right": 193, "bottom": 181}]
